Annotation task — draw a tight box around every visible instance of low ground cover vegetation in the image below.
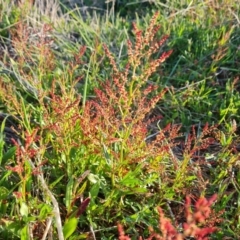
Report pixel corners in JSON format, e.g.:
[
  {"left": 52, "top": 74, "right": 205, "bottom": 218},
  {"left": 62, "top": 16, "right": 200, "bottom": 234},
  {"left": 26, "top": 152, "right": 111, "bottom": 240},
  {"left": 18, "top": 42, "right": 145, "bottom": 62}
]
[{"left": 0, "top": 0, "right": 239, "bottom": 239}]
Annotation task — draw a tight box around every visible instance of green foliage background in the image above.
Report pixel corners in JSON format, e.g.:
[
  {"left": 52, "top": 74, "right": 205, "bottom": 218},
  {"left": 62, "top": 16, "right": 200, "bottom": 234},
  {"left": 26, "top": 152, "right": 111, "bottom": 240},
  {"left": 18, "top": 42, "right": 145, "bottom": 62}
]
[{"left": 0, "top": 0, "right": 240, "bottom": 239}]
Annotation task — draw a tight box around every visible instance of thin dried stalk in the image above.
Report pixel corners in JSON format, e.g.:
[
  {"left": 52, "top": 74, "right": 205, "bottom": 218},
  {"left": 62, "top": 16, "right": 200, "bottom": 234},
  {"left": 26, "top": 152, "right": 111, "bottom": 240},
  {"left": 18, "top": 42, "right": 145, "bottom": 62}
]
[
  {"left": 41, "top": 217, "right": 53, "bottom": 240},
  {"left": 19, "top": 141, "right": 64, "bottom": 240}
]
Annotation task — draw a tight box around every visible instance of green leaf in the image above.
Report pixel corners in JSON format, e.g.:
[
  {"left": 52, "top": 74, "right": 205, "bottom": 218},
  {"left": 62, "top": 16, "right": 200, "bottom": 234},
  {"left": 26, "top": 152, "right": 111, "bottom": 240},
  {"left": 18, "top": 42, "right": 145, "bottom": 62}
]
[
  {"left": 1, "top": 146, "right": 16, "bottom": 166},
  {"left": 69, "top": 147, "right": 78, "bottom": 160},
  {"left": 76, "top": 181, "right": 87, "bottom": 196},
  {"left": 90, "top": 183, "right": 100, "bottom": 199},
  {"left": 20, "top": 225, "right": 28, "bottom": 240},
  {"left": 77, "top": 233, "right": 89, "bottom": 239},
  {"left": 65, "top": 177, "right": 74, "bottom": 211},
  {"left": 0, "top": 170, "right": 13, "bottom": 186},
  {"left": 88, "top": 173, "right": 99, "bottom": 184},
  {"left": 120, "top": 165, "right": 143, "bottom": 187},
  {"left": 20, "top": 202, "right": 28, "bottom": 217},
  {"left": 63, "top": 217, "right": 78, "bottom": 239},
  {"left": 49, "top": 175, "right": 64, "bottom": 189},
  {"left": 39, "top": 204, "right": 52, "bottom": 220},
  {"left": 0, "top": 186, "right": 9, "bottom": 200},
  {"left": 0, "top": 116, "right": 7, "bottom": 165},
  {"left": 221, "top": 193, "right": 235, "bottom": 209}
]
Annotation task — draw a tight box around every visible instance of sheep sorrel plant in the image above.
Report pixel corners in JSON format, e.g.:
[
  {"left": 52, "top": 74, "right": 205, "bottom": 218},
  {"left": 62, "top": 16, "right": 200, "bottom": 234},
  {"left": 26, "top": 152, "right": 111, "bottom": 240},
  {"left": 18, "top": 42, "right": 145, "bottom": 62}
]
[
  {"left": 38, "top": 11, "right": 179, "bottom": 237},
  {"left": 118, "top": 194, "right": 220, "bottom": 240},
  {"left": 0, "top": 10, "right": 221, "bottom": 239},
  {"left": 68, "top": 12, "right": 218, "bottom": 238},
  {"left": 0, "top": 11, "right": 176, "bottom": 239},
  {"left": 81, "top": 11, "right": 174, "bottom": 177}
]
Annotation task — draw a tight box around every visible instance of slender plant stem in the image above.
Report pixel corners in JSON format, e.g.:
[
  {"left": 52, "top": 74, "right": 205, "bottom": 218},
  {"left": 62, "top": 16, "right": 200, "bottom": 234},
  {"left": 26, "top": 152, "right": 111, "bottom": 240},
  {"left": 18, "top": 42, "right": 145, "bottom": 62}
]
[
  {"left": 41, "top": 217, "right": 53, "bottom": 240},
  {"left": 19, "top": 140, "right": 64, "bottom": 240}
]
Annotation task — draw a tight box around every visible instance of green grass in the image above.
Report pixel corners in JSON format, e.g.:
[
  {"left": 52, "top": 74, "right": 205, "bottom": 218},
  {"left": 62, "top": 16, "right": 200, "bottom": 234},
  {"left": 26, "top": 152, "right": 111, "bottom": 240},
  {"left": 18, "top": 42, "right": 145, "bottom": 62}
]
[{"left": 0, "top": 0, "right": 240, "bottom": 239}]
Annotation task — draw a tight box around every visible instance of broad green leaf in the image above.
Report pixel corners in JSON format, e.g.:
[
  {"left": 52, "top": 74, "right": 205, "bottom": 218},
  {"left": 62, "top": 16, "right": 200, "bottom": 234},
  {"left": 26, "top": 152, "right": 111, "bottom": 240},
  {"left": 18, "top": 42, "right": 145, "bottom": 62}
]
[
  {"left": 63, "top": 217, "right": 78, "bottom": 239},
  {"left": 88, "top": 173, "right": 99, "bottom": 184},
  {"left": 20, "top": 202, "right": 28, "bottom": 217},
  {"left": 69, "top": 147, "right": 78, "bottom": 160},
  {"left": 20, "top": 225, "right": 28, "bottom": 240},
  {"left": 89, "top": 183, "right": 100, "bottom": 199}
]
